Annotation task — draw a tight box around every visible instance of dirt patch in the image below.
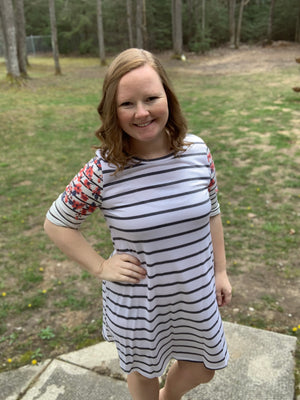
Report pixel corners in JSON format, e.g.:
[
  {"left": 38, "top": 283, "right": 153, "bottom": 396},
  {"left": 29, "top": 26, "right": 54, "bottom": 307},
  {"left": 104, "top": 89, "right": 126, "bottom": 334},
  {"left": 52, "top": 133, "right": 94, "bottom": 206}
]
[
  {"left": 164, "top": 41, "right": 300, "bottom": 76},
  {"left": 39, "top": 259, "right": 84, "bottom": 290}
]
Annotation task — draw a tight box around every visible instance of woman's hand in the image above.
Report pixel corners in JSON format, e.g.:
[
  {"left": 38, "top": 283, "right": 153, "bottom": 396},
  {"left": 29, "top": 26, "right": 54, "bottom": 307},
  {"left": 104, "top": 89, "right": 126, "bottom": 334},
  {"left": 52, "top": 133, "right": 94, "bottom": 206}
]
[
  {"left": 98, "top": 253, "right": 146, "bottom": 284},
  {"left": 43, "top": 220, "right": 146, "bottom": 284},
  {"left": 215, "top": 270, "right": 232, "bottom": 307}
]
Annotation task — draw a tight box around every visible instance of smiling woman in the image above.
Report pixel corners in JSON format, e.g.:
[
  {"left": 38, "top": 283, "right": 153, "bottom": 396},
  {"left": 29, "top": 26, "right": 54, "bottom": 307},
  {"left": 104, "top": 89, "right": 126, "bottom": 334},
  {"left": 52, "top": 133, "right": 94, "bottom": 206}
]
[
  {"left": 44, "top": 48, "right": 232, "bottom": 400},
  {"left": 116, "top": 64, "right": 169, "bottom": 159}
]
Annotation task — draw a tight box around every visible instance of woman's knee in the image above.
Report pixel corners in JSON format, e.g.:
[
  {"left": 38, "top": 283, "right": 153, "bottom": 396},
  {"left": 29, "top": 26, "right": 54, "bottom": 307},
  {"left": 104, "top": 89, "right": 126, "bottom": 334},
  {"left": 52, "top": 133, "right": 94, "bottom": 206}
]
[
  {"left": 177, "top": 360, "right": 215, "bottom": 384},
  {"left": 200, "top": 367, "right": 215, "bottom": 383},
  {"left": 127, "top": 370, "right": 156, "bottom": 383}
]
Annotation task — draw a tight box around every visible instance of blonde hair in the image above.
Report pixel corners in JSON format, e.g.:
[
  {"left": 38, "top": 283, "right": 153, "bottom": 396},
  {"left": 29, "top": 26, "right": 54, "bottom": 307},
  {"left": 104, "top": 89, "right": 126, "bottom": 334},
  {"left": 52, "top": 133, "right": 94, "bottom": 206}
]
[{"left": 95, "top": 48, "right": 187, "bottom": 171}]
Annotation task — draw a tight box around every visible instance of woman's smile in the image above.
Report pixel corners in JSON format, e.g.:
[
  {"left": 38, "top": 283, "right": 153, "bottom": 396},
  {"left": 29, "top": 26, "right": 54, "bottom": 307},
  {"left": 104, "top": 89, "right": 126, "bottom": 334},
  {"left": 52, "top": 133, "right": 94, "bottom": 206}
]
[{"left": 133, "top": 119, "right": 153, "bottom": 128}]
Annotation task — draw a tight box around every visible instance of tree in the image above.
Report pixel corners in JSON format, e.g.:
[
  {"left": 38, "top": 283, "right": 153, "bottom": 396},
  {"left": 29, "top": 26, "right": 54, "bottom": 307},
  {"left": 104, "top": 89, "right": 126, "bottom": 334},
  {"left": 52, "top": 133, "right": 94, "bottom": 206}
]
[
  {"left": 185, "top": 0, "right": 196, "bottom": 45},
  {"left": 0, "top": 0, "right": 20, "bottom": 80},
  {"left": 228, "top": 0, "right": 236, "bottom": 48},
  {"left": 296, "top": 0, "right": 300, "bottom": 42},
  {"left": 142, "top": 0, "right": 147, "bottom": 47},
  {"left": 201, "top": 0, "right": 206, "bottom": 39},
  {"left": 136, "top": 0, "right": 142, "bottom": 47},
  {"left": 146, "top": 0, "right": 172, "bottom": 50},
  {"left": 136, "top": 0, "right": 147, "bottom": 48},
  {"left": 172, "top": 0, "right": 183, "bottom": 57},
  {"left": 96, "top": 0, "right": 106, "bottom": 65},
  {"left": 0, "top": 5, "right": 8, "bottom": 68},
  {"left": 267, "top": 0, "right": 275, "bottom": 41},
  {"left": 14, "top": 0, "right": 27, "bottom": 76},
  {"left": 228, "top": 0, "right": 251, "bottom": 49},
  {"left": 49, "top": 0, "right": 61, "bottom": 75},
  {"left": 126, "top": 0, "right": 134, "bottom": 47},
  {"left": 235, "top": 0, "right": 251, "bottom": 48}
]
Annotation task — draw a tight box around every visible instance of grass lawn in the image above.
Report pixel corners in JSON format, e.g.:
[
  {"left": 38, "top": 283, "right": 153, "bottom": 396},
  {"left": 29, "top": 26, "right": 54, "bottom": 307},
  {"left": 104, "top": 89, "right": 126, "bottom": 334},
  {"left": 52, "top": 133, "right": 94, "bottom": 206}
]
[{"left": 0, "top": 48, "right": 299, "bottom": 394}]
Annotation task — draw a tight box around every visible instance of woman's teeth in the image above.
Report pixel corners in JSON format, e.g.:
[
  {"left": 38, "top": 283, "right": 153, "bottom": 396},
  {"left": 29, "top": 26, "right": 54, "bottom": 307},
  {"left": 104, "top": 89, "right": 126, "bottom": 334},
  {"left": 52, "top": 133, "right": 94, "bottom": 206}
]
[{"left": 135, "top": 121, "right": 151, "bottom": 127}]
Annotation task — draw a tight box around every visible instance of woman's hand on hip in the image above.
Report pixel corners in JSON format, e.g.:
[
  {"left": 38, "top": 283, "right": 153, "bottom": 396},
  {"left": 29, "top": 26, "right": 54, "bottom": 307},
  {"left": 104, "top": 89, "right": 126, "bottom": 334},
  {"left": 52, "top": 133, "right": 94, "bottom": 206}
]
[{"left": 98, "top": 253, "right": 146, "bottom": 283}]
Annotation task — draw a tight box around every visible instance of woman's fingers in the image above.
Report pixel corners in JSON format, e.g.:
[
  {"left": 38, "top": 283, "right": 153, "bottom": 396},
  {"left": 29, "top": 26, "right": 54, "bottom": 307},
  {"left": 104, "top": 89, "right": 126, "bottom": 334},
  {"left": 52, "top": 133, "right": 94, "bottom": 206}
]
[
  {"left": 98, "top": 253, "right": 146, "bottom": 283},
  {"left": 123, "top": 263, "right": 146, "bottom": 279},
  {"left": 118, "top": 254, "right": 146, "bottom": 281},
  {"left": 120, "top": 253, "right": 141, "bottom": 266}
]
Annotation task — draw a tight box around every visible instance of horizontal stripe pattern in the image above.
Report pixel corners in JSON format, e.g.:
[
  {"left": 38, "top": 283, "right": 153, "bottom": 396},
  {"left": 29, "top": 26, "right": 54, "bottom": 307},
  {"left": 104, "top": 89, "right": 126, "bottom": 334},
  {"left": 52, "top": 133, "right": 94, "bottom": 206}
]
[{"left": 46, "top": 134, "right": 229, "bottom": 378}]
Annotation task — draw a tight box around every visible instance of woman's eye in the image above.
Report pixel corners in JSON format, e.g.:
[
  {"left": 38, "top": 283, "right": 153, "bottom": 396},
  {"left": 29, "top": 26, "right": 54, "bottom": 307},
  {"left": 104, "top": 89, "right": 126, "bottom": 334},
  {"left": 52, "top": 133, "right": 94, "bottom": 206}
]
[
  {"left": 120, "top": 101, "right": 132, "bottom": 107},
  {"left": 147, "top": 96, "right": 158, "bottom": 102}
]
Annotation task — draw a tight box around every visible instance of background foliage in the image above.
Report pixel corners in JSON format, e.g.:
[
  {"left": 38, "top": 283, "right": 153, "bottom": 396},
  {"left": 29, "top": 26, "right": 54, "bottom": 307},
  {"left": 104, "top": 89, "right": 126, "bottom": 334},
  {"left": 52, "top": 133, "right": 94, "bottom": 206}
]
[{"left": 23, "top": 0, "right": 300, "bottom": 55}]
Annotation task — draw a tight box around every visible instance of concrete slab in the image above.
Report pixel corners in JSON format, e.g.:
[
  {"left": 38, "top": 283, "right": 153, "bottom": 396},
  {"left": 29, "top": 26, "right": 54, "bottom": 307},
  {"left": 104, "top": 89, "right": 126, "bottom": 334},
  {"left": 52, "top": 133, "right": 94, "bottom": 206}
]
[
  {"left": 0, "top": 322, "right": 296, "bottom": 399},
  {"left": 59, "top": 341, "right": 119, "bottom": 368},
  {"left": 59, "top": 341, "right": 126, "bottom": 380},
  {"left": 21, "top": 359, "right": 131, "bottom": 400},
  {"left": 0, "top": 360, "right": 51, "bottom": 400},
  {"left": 182, "top": 322, "right": 297, "bottom": 400}
]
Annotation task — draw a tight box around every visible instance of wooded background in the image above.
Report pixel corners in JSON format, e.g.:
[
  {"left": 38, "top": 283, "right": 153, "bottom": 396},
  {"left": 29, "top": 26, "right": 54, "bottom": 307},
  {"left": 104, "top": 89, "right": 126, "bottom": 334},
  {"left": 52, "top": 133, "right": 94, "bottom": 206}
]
[
  {"left": 1, "top": 0, "right": 300, "bottom": 80},
  {"left": 25, "top": 0, "right": 300, "bottom": 53}
]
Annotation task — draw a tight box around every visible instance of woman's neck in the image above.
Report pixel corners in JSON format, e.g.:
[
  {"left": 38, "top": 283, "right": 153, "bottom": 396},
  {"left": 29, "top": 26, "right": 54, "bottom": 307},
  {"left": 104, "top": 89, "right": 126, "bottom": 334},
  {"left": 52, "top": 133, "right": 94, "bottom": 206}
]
[{"left": 129, "top": 132, "right": 171, "bottom": 160}]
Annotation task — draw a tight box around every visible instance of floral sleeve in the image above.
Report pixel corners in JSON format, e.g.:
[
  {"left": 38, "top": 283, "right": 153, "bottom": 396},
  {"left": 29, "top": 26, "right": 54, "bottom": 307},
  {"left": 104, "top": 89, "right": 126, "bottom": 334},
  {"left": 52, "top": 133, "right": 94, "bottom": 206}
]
[
  {"left": 207, "top": 149, "right": 220, "bottom": 217},
  {"left": 46, "top": 157, "right": 103, "bottom": 229}
]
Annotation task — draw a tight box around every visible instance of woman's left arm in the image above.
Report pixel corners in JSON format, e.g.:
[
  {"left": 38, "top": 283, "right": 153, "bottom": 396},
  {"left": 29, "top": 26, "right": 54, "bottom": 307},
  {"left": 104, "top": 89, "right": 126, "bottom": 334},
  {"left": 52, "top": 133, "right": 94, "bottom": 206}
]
[{"left": 210, "top": 213, "right": 232, "bottom": 307}]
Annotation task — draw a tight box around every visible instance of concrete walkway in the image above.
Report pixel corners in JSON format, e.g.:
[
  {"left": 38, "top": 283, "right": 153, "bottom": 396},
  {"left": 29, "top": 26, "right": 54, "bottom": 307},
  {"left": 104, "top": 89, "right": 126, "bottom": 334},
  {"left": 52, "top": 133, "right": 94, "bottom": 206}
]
[{"left": 0, "top": 322, "right": 297, "bottom": 400}]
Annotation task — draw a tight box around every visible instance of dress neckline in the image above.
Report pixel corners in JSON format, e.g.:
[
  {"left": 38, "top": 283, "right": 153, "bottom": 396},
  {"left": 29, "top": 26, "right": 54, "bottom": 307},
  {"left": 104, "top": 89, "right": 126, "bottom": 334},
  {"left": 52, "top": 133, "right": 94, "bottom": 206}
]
[{"left": 132, "top": 152, "right": 175, "bottom": 162}]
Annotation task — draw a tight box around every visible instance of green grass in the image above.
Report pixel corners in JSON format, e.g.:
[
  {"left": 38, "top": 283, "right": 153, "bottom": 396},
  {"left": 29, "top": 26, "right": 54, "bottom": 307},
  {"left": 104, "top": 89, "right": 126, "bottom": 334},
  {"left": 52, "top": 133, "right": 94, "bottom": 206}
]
[
  {"left": 0, "top": 53, "right": 299, "bottom": 394},
  {"left": 172, "top": 69, "right": 299, "bottom": 273}
]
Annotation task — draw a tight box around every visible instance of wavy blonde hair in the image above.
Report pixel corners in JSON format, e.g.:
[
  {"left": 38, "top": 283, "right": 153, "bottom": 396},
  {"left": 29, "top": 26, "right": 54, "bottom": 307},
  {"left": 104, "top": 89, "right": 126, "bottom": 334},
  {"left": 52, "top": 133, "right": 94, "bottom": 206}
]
[{"left": 95, "top": 48, "right": 187, "bottom": 171}]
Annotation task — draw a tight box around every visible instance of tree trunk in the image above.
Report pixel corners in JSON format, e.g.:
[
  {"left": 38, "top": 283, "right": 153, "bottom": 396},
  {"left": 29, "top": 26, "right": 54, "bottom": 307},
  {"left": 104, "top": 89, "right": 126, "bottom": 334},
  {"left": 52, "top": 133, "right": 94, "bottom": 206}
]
[
  {"left": 171, "top": 0, "right": 175, "bottom": 47},
  {"left": 49, "top": 0, "right": 61, "bottom": 75},
  {"left": 236, "top": 0, "right": 250, "bottom": 48},
  {"left": 126, "top": 0, "right": 134, "bottom": 48},
  {"left": 172, "top": 0, "right": 183, "bottom": 57},
  {"left": 0, "top": 0, "right": 20, "bottom": 79},
  {"left": 96, "top": 0, "right": 106, "bottom": 65},
  {"left": 142, "top": 0, "right": 147, "bottom": 49},
  {"left": 267, "top": 0, "right": 275, "bottom": 41},
  {"left": 14, "top": 0, "right": 27, "bottom": 76},
  {"left": 228, "top": 0, "right": 236, "bottom": 48},
  {"left": 296, "top": 1, "right": 300, "bottom": 43},
  {"left": 136, "top": 0, "right": 143, "bottom": 48},
  {"left": 236, "top": 0, "right": 244, "bottom": 48},
  {"left": 0, "top": 6, "right": 8, "bottom": 69},
  {"left": 201, "top": 0, "right": 206, "bottom": 39},
  {"left": 186, "top": 0, "right": 195, "bottom": 44}
]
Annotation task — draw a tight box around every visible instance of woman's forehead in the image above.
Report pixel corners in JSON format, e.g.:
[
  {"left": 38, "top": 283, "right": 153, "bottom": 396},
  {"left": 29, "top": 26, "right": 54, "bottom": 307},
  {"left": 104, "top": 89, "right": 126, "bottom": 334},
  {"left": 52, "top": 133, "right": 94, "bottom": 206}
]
[{"left": 117, "top": 65, "right": 164, "bottom": 96}]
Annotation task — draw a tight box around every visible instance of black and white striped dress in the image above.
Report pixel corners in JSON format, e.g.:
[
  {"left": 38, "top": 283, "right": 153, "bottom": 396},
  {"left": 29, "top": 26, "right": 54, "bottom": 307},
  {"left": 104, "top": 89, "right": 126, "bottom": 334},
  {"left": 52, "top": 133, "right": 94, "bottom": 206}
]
[{"left": 46, "top": 134, "right": 229, "bottom": 378}]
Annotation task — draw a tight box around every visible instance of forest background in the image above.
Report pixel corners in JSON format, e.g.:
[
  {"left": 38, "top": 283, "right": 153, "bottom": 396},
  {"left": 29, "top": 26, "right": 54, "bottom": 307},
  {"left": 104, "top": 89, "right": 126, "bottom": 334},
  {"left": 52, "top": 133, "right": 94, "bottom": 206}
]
[
  {"left": 23, "top": 0, "right": 300, "bottom": 54},
  {"left": 1, "top": 0, "right": 300, "bottom": 80}
]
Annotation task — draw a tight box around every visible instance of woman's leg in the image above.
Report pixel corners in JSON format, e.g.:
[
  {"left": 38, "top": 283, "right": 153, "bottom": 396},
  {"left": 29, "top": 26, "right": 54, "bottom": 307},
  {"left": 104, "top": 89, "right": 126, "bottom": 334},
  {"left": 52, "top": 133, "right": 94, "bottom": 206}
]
[
  {"left": 160, "top": 361, "right": 215, "bottom": 400},
  {"left": 127, "top": 371, "right": 160, "bottom": 400}
]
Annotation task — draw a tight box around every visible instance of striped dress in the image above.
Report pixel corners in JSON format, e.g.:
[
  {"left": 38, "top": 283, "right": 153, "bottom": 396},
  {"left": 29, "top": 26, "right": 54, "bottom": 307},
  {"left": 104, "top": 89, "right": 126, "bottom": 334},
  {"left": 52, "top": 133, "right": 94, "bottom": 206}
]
[{"left": 46, "top": 134, "right": 229, "bottom": 378}]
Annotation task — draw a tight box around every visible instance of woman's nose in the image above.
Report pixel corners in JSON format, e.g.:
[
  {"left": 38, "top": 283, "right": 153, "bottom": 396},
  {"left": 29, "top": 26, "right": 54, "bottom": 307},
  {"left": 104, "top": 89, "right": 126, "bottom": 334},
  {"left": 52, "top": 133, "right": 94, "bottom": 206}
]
[{"left": 135, "top": 102, "right": 149, "bottom": 118}]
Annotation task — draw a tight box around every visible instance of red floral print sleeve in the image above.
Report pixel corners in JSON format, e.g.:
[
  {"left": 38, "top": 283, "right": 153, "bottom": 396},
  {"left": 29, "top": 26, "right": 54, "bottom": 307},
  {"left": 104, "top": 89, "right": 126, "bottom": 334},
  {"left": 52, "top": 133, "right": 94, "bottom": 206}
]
[
  {"left": 207, "top": 149, "right": 220, "bottom": 217},
  {"left": 46, "top": 157, "right": 103, "bottom": 229}
]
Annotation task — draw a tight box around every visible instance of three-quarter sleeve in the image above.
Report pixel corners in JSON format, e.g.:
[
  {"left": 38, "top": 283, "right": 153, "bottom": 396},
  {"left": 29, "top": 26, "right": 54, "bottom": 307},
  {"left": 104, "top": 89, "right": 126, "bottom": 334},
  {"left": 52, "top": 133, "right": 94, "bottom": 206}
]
[
  {"left": 207, "top": 149, "right": 220, "bottom": 217},
  {"left": 46, "top": 157, "right": 103, "bottom": 229}
]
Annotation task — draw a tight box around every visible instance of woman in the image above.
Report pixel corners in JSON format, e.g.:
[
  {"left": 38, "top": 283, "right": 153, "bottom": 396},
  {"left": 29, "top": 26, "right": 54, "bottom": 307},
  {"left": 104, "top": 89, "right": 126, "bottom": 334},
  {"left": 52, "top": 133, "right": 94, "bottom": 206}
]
[{"left": 44, "top": 48, "right": 232, "bottom": 400}]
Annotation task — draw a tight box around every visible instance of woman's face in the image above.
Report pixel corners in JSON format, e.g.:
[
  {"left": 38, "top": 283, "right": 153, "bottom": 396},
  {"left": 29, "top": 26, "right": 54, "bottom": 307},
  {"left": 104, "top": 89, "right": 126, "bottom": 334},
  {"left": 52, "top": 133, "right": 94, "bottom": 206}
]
[{"left": 116, "top": 64, "right": 169, "bottom": 152}]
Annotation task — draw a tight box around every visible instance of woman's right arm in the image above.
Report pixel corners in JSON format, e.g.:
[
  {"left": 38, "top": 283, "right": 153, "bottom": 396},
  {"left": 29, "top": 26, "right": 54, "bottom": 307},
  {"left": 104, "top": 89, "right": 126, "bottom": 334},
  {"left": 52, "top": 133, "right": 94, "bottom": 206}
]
[
  {"left": 44, "top": 218, "right": 146, "bottom": 283},
  {"left": 44, "top": 157, "right": 145, "bottom": 283}
]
